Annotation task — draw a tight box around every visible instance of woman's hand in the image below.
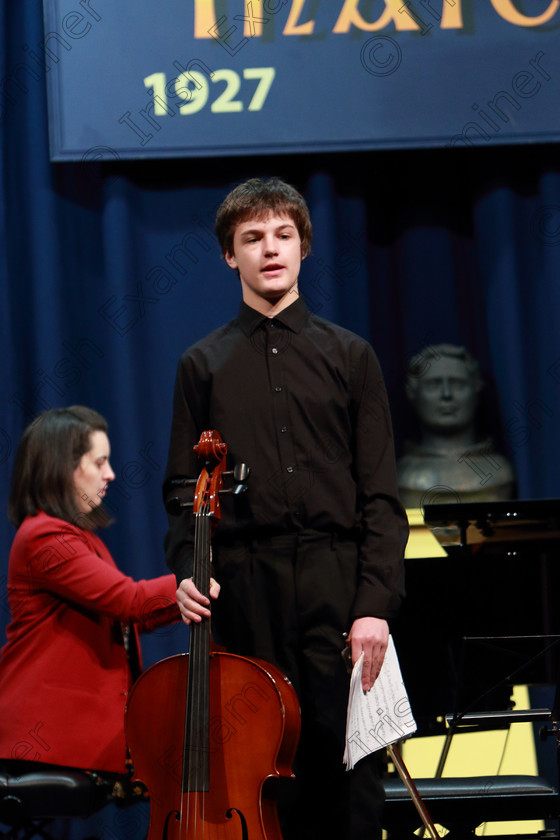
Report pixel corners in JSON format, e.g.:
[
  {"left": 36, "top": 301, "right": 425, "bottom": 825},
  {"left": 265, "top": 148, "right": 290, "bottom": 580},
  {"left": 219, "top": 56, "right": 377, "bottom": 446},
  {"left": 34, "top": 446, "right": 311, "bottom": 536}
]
[{"left": 176, "top": 576, "right": 220, "bottom": 625}]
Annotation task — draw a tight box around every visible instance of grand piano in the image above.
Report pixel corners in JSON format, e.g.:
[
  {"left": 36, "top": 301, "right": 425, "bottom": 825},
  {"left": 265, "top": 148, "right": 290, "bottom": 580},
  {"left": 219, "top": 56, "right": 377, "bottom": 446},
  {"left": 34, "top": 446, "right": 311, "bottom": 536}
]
[
  {"left": 393, "top": 499, "right": 560, "bottom": 731},
  {"left": 383, "top": 499, "right": 560, "bottom": 838}
]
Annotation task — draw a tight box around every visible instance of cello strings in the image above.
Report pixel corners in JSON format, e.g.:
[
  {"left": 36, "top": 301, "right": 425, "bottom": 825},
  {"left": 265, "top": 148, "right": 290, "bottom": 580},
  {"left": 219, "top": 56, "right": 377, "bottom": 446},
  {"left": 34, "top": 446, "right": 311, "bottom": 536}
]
[
  {"left": 183, "top": 459, "right": 218, "bottom": 837},
  {"left": 186, "top": 498, "right": 212, "bottom": 835},
  {"left": 184, "top": 505, "right": 205, "bottom": 832},
  {"left": 199, "top": 504, "right": 210, "bottom": 826},
  {"left": 199, "top": 505, "right": 212, "bottom": 833},
  {"left": 183, "top": 508, "right": 198, "bottom": 833}
]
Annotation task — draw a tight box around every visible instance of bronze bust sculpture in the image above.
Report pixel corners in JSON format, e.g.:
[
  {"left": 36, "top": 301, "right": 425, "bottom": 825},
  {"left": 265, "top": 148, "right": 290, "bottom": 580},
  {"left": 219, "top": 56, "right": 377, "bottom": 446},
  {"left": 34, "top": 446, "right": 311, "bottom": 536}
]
[{"left": 397, "top": 344, "right": 515, "bottom": 508}]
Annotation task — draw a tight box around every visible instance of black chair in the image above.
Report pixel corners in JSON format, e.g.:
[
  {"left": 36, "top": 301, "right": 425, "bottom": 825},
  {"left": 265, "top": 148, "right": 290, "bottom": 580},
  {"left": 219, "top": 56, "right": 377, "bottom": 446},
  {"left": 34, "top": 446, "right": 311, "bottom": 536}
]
[
  {"left": 384, "top": 772, "right": 558, "bottom": 839},
  {"left": 383, "top": 707, "right": 560, "bottom": 839},
  {"left": 0, "top": 761, "right": 111, "bottom": 840}
]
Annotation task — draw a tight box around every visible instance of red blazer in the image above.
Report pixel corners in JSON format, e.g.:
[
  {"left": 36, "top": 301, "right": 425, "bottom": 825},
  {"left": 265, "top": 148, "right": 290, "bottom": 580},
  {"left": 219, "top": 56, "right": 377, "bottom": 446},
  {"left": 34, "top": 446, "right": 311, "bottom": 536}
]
[{"left": 0, "top": 512, "right": 180, "bottom": 774}]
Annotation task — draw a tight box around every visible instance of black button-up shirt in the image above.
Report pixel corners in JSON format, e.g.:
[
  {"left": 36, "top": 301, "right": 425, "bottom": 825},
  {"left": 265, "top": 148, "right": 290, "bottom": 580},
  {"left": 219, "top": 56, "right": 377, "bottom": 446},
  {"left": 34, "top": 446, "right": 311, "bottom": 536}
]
[{"left": 164, "top": 296, "right": 408, "bottom": 619}]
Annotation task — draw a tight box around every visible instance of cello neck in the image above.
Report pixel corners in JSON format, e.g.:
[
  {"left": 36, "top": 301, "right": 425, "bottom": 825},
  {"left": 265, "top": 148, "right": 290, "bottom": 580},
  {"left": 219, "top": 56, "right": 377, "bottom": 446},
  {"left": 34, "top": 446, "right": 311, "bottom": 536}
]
[
  {"left": 182, "top": 431, "right": 227, "bottom": 796},
  {"left": 183, "top": 509, "right": 212, "bottom": 794}
]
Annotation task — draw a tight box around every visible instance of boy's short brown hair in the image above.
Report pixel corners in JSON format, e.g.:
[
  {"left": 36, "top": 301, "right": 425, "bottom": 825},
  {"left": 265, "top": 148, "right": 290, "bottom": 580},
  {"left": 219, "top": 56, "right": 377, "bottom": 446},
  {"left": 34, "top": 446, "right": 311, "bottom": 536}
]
[{"left": 215, "top": 177, "right": 313, "bottom": 258}]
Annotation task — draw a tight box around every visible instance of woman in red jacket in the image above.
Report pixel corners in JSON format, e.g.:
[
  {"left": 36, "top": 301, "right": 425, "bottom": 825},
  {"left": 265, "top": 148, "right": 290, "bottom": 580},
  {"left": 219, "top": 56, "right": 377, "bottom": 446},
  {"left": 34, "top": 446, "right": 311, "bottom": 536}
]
[{"left": 0, "top": 405, "right": 180, "bottom": 781}]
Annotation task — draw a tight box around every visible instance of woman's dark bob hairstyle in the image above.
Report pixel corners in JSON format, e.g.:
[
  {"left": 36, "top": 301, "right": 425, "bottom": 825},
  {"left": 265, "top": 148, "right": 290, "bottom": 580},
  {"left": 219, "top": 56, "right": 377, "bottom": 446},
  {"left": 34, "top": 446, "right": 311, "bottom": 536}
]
[{"left": 8, "top": 406, "right": 111, "bottom": 530}]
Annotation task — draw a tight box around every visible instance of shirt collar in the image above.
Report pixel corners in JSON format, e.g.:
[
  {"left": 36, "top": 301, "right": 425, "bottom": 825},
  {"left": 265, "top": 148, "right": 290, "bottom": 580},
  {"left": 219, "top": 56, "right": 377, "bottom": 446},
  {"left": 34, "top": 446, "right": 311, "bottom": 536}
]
[{"left": 238, "top": 296, "right": 309, "bottom": 336}]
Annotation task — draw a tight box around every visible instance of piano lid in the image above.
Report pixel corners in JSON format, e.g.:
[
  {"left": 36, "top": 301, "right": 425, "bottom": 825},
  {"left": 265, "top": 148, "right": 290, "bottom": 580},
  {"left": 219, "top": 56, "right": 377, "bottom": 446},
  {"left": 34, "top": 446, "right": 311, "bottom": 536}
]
[{"left": 423, "top": 498, "right": 560, "bottom": 551}]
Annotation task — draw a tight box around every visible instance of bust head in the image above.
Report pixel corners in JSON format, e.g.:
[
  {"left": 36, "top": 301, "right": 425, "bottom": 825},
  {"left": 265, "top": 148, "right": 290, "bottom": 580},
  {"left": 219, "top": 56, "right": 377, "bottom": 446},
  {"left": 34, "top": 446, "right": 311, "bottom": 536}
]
[
  {"left": 405, "top": 344, "right": 482, "bottom": 440},
  {"left": 398, "top": 345, "right": 515, "bottom": 506}
]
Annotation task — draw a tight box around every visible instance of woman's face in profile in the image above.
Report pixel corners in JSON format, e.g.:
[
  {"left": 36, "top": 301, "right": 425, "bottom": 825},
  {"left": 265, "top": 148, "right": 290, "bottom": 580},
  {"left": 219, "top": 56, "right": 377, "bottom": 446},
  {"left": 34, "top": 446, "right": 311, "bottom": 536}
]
[{"left": 73, "top": 431, "right": 115, "bottom": 513}]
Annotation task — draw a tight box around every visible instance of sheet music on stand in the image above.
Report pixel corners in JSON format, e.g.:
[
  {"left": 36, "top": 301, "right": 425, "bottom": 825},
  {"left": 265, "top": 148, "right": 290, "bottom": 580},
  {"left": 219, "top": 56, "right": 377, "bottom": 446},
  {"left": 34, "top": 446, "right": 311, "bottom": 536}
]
[{"left": 344, "top": 636, "right": 417, "bottom": 770}]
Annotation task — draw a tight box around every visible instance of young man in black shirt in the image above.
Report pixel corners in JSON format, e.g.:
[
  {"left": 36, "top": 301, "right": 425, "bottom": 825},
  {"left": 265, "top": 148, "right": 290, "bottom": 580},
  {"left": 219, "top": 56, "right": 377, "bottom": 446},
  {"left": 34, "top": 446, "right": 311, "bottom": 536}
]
[{"left": 164, "top": 177, "right": 408, "bottom": 840}]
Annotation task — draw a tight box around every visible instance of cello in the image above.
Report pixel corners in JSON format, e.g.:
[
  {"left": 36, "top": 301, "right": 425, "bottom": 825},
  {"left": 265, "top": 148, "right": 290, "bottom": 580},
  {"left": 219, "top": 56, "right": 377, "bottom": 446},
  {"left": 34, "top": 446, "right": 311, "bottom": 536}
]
[{"left": 124, "top": 430, "right": 301, "bottom": 840}]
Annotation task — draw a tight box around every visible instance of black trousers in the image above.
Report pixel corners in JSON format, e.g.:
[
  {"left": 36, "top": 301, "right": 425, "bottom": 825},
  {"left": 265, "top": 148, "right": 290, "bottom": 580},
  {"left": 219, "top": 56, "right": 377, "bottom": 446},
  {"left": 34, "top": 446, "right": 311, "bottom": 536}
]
[{"left": 212, "top": 531, "right": 385, "bottom": 840}]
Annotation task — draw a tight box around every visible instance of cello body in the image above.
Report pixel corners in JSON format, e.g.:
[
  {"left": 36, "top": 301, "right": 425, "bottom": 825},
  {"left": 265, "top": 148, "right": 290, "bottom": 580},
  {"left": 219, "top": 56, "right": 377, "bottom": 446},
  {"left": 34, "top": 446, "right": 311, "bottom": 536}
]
[{"left": 125, "top": 643, "right": 300, "bottom": 839}]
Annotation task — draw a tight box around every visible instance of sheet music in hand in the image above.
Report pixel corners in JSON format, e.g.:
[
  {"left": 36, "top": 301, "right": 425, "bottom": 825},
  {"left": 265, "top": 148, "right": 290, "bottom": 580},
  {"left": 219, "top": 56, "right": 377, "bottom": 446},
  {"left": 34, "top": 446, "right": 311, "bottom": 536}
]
[{"left": 343, "top": 635, "right": 417, "bottom": 770}]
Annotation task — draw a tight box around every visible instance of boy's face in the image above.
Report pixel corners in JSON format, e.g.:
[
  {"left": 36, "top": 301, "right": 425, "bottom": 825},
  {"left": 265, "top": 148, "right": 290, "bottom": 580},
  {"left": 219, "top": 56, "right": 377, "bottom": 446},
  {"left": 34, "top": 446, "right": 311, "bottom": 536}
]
[{"left": 225, "top": 214, "right": 305, "bottom": 311}]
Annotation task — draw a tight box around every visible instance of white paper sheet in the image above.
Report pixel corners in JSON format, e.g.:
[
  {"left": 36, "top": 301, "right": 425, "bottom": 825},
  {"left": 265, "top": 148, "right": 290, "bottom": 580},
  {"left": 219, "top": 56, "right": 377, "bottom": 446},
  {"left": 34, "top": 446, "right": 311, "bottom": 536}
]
[{"left": 343, "top": 635, "right": 417, "bottom": 770}]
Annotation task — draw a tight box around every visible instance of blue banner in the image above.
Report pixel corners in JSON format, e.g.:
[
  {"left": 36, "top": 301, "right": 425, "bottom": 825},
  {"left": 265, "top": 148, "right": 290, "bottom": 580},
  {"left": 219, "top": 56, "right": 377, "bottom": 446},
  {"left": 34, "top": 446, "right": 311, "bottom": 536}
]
[{"left": 42, "top": 0, "right": 560, "bottom": 160}]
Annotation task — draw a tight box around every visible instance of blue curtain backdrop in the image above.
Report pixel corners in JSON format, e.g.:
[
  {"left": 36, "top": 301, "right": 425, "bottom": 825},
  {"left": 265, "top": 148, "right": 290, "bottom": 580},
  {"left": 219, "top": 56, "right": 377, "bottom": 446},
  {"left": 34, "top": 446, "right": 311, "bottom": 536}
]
[{"left": 1, "top": 2, "right": 560, "bottom": 837}]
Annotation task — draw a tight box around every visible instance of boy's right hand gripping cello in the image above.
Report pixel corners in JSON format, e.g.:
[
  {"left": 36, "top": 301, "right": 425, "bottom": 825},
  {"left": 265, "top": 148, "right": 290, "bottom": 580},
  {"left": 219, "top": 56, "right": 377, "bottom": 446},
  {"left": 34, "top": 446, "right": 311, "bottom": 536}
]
[{"left": 125, "top": 430, "right": 301, "bottom": 840}]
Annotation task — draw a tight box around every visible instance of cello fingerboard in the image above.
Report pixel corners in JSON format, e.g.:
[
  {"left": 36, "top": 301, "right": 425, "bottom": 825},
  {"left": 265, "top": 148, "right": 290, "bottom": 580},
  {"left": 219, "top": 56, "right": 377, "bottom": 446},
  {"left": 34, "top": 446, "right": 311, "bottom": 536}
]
[{"left": 183, "top": 509, "right": 212, "bottom": 793}]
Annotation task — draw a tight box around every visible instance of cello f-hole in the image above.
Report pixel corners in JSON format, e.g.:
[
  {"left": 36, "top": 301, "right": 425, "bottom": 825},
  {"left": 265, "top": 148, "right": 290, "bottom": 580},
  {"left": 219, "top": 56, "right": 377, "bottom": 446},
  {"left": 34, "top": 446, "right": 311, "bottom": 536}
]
[
  {"left": 225, "top": 808, "right": 249, "bottom": 840},
  {"left": 162, "top": 809, "right": 180, "bottom": 840}
]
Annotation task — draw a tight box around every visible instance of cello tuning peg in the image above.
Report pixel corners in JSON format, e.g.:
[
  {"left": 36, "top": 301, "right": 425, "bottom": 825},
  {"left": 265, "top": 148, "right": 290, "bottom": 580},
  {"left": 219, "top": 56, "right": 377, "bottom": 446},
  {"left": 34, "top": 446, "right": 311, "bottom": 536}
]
[
  {"left": 168, "top": 477, "right": 198, "bottom": 488},
  {"left": 219, "top": 463, "right": 250, "bottom": 497},
  {"left": 233, "top": 463, "right": 250, "bottom": 482},
  {"left": 221, "top": 464, "right": 250, "bottom": 482},
  {"left": 165, "top": 496, "right": 194, "bottom": 515},
  {"left": 231, "top": 482, "right": 249, "bottom": 496},
  {"left": 219, "top": 483, "right": 248, "bottom": 497}
]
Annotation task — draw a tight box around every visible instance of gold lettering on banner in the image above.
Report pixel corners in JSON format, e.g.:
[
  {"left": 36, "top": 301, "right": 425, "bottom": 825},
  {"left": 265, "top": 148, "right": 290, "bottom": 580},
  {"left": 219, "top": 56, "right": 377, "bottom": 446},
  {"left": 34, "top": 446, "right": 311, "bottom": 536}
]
[
  {"left": 283, "top": 0, "right": 315, "bottom": 34},
  {"left": 490, "top": 0, "right": 559, "bottom": 26},
  {"left": 195, "top": 0, "right": 265, "bottom": 38},
  {"left": 441, "top": 0, "right": 464, "bottom": 28},
  {"left": 333, "top": 0, "right": 420, "bottom": 32},
  {"left": 193, "top": 0, "right": 560, "bottom": 37},
  {"left": 194, "top": 0, "right": 217, "bottom": 38},
  {"left": 239, "top": 0, "right": 265, "bottom": 36}
]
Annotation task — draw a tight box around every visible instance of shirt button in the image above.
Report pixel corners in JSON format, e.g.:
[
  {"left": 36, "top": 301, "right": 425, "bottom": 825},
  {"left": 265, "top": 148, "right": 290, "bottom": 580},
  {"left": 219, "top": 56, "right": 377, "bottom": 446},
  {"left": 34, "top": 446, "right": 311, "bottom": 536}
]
[
  {"left": 281, "top": 426, "right": 288, "bottom": 433},
  {"left": 275, "top": 386, "right": 283, "bottom": 392},
  {"left": 286, "top": 466, "right": 294, "bottom": 473},
  {"left": 271, "top": 347, "right": 279, "bottom": 355}
]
